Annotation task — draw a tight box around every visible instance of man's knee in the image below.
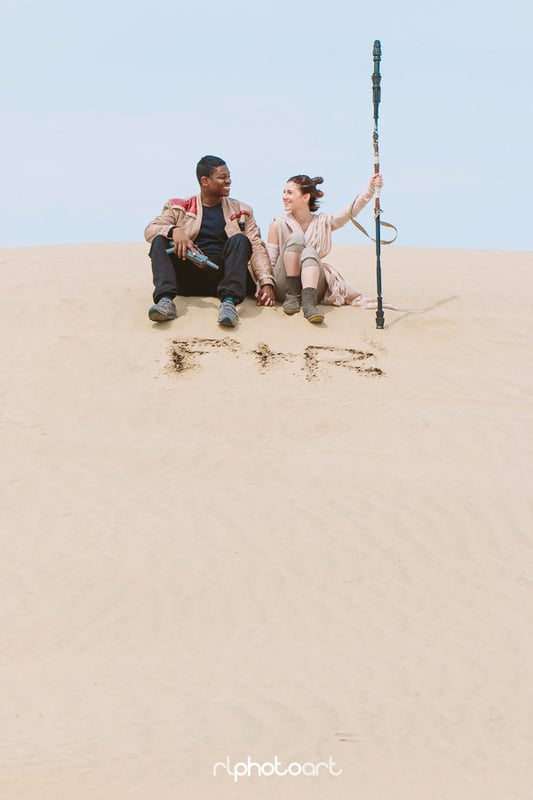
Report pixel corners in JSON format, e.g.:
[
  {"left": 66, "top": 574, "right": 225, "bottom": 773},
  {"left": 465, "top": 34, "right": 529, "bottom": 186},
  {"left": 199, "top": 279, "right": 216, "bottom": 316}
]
[
  {"left": 226, "top": 233, "right": 252, "bottom": 256},
  {"left": 149, "top": 234, "right": 170, "bottom": 258}
]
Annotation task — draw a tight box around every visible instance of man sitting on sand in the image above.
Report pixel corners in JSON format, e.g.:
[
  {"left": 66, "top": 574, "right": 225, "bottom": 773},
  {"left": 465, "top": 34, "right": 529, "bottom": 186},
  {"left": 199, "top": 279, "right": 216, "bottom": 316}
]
[{"left": 144, "top": 155, "right": 275, "bottom": 327}]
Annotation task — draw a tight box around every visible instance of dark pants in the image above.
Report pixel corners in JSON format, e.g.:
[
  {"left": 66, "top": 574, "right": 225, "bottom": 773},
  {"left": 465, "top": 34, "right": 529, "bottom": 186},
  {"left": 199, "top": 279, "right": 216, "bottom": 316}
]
[{"left": 149, "top": 234, "right": 255, "bottom": 304}]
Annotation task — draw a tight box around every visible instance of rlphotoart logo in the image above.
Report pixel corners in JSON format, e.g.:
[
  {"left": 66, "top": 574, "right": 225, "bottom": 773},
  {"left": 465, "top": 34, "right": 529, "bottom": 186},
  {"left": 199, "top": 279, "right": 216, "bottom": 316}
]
[{"left": 213, "top": 755, "right": 343, "bottom": 783}]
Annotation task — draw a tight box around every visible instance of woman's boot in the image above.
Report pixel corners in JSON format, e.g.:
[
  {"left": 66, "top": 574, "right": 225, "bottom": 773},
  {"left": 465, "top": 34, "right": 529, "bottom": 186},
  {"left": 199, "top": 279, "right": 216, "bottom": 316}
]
[
  {"left": 302, "top": 287, "right": 324, "bottom": 323},
  {"left": 283, "top": 275, "right": 302, "bottom": 315}
]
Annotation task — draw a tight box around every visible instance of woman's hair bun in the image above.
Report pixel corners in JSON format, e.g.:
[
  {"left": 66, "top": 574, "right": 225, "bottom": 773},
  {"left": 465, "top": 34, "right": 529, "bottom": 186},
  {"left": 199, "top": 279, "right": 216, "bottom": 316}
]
[
  {"left": 311, "top": 177, "right": 324, "bottom": 197},
  {"left": 286, "top": 173, "right": 325, "bottom": 211}
]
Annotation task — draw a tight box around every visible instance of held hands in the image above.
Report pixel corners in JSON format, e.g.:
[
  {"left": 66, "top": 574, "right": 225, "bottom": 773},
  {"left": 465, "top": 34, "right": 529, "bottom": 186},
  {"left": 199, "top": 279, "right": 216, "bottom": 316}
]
[{"left": 256, "top": 285, "right": 275, "bottom": 306}]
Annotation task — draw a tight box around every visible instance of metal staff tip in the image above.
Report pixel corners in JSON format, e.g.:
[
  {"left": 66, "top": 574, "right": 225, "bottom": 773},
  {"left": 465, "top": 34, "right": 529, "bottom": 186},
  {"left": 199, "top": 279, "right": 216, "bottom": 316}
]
[{"left": 372, "top": 40, "right": 382, "bottom": 122}]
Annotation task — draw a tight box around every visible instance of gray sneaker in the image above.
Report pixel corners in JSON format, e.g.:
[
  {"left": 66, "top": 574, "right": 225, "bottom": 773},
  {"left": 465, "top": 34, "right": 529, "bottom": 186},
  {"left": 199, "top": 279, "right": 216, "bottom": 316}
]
[
  {"left": 283, "top": 293, "right": 302, "bottom": 315},
  {"left": 217, "top": 298, "right": 239, "bottom": 328},
  {"left": 148, "top": 297, "right": 178, "bottom": 322}
]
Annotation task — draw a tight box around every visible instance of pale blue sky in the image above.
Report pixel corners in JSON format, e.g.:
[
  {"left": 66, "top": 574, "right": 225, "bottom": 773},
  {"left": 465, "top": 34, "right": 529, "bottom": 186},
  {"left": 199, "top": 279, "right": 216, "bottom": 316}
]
[{"left": 1, "top": 0, "right": 531, "bottom": 251}]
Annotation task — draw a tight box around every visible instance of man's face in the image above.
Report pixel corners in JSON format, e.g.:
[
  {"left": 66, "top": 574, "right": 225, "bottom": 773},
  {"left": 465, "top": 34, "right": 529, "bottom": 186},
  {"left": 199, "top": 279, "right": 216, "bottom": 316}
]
[{"left": 202, "top": 165, "right": 231, "bottom": 199}]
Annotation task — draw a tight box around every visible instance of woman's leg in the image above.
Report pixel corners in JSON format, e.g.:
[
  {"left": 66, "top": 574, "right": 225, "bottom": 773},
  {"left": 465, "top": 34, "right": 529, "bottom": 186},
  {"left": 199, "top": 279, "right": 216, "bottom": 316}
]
[
  {"left": 273, "top": 232, "right": 305, "bottom": 314},
  {"left": 300, "top": 247, "right": 325, "bottom": 323}
]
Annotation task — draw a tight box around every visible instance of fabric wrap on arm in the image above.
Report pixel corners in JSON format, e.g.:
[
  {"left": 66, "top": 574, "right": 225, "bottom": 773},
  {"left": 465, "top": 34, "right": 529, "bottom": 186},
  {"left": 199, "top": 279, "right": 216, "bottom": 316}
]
[
  {"left": 330, "top": 181, "right": 375, "bottom": 231},
  {"left": 266, "top": 242, "right": 279, "bottom": 269}
]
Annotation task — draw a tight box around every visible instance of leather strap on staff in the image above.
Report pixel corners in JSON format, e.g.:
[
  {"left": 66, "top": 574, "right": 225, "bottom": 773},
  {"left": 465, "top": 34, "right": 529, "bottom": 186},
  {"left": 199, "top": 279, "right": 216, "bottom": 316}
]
[{"left": 350, "top": 217, "right": 398, "bottom": 244}]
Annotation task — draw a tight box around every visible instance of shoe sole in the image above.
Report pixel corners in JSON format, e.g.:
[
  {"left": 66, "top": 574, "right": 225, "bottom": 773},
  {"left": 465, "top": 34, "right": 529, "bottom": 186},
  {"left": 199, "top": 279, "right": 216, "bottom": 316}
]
[
  {"left": 305, "top": 313, "right": 324, "bottom": 323},
  {"left": 148, "top": 309, "right": 177, "bottom": 322},
  {"left": 283, "top": 307, "right": 301, "bottom": 316}
]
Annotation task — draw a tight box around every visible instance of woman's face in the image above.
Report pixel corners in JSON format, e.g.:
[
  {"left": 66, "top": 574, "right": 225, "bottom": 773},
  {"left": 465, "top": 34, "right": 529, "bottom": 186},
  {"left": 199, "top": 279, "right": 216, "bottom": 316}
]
[{"left": 282, "top": 181, "right": 311, "bottom": 214}]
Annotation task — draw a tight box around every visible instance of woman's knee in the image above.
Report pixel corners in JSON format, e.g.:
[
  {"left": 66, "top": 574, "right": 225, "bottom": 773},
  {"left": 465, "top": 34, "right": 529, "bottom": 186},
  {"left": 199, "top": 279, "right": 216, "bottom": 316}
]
[
  {"left": 301, "top": 246, "right": 320, "bottom": 267},
  {"left": 284, "top": 232, "right": 305, "bottom": 253}
]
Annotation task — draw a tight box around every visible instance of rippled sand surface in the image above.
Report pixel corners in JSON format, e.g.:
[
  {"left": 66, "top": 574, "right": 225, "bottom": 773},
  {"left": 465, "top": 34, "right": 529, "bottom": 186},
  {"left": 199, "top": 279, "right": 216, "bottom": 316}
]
[{"left": 1, "top": 242, "right": 532, "bottom": 799}]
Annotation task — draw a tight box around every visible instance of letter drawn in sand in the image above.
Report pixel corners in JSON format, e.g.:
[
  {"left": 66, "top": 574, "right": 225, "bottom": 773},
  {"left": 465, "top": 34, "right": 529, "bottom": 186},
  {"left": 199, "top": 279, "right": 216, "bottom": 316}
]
[
  {"left": 166, "top": 339, "right": 384, "bottom": 379},
  {"left": 303, "top": 345, "right": 384, "bottom": 380}
]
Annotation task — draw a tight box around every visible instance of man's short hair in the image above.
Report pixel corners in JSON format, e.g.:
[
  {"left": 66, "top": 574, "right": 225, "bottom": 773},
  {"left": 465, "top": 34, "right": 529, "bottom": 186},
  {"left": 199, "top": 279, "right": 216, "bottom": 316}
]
[{"left": 196, "top": 155, "right": 227, "bottom": 183}]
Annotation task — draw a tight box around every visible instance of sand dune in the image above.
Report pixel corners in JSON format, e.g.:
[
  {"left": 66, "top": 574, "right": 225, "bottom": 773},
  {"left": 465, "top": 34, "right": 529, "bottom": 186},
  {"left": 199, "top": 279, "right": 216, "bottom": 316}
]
[{"left": 1, "top": 242, "right": 532, "bottom": 799}]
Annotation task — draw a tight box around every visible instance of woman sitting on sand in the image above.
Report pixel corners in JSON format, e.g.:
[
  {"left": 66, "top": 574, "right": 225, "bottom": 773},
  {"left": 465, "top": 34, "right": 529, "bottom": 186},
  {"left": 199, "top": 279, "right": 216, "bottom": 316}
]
[{"left": 266, "top": 172, "right": 383, "bottom": 323}]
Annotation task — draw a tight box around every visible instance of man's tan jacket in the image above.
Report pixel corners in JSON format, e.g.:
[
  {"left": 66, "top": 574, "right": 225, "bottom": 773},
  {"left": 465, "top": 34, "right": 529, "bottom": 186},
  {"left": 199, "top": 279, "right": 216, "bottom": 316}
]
[{"left": 144, "top": 195, "right": 274, "bottom": 288}]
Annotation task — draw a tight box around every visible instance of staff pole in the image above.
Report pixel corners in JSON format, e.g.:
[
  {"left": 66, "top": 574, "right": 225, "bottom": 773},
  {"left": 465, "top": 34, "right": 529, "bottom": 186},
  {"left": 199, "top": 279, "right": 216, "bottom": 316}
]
[{"left": 372, "top": 40, "right": 385, "bottom": 329}]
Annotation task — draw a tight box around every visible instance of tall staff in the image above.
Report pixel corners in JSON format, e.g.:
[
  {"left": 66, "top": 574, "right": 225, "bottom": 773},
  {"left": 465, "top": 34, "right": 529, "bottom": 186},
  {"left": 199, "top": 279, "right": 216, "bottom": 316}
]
[{"left": 372, "top": 40, "right": 385, "bottom": 329}]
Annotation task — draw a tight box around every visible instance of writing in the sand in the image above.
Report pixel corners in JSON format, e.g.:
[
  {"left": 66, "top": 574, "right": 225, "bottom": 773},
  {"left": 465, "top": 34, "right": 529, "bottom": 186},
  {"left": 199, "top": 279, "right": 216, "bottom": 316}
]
[{"left": 166, "top": 337, "right": 384, "bottom": 380}]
